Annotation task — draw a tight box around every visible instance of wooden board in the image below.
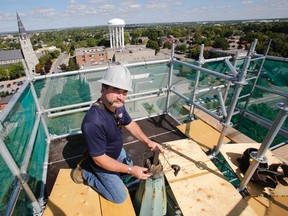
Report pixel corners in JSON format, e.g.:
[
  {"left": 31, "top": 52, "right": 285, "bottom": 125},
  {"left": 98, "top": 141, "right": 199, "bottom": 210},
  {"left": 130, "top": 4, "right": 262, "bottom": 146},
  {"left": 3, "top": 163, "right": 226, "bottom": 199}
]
[
  {"left": 177, "top": 119, "right": 231, "bottom": 151},
  {"left": 100, "top": 193, "right": 136, "bottom": 216},
  {"left": 43, "top": 169, "right": 135, "bottom": 216},
  {"left": 183, "top": 105, "right": 257, "bottom": 143},
  {"left": 43, "top": 169, "right": 102, "bottom": 216},
  {"left": 159, "top": 139, "right": 257, "bottom": 216}
]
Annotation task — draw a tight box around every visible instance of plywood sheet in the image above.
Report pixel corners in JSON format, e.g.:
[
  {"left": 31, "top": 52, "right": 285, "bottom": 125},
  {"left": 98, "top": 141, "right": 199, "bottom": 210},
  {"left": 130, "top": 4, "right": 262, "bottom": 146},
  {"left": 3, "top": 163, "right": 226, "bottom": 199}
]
[
  {"left": 43, "top": 169, "right": 136, "bottom": 216},
  {"left": 183, "top": 106, "right": 257, "bottom": 143},
  {"left": 43, "top": 169, "right": 102, "bottom": 216},
  {"left": 159, "top": 139, "right": 257, "bottom": 216},
  {"left": 99, "top": 189, "right": 136, "bottom": 216},
  {"left": 177, "top": 120, "right": 231, "bottom": 151}
]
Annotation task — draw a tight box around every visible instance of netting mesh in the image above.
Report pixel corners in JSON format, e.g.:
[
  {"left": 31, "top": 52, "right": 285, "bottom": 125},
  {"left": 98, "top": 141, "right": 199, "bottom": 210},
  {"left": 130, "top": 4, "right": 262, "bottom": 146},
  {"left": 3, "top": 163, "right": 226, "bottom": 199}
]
[{"left": 0, "top": 59, "right": 287, "bottom": 214}]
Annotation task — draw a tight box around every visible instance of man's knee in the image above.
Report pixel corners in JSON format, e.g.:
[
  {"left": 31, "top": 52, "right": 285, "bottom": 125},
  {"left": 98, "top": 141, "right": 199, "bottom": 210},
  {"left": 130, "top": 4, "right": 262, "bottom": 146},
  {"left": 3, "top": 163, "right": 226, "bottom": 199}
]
[{"left": 111, "top": 191, "right": 127, "bottom": 204}]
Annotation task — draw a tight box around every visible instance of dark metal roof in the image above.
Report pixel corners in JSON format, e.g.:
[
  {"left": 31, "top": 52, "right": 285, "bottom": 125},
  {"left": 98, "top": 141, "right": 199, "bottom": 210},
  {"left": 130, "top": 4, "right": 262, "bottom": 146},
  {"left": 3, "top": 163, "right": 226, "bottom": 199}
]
[
  {"left": 0, "top": 49, "right": 23, "bottom": 61},
  {"left": 16, "top": 12, "right": 27, "bottom": 35}
]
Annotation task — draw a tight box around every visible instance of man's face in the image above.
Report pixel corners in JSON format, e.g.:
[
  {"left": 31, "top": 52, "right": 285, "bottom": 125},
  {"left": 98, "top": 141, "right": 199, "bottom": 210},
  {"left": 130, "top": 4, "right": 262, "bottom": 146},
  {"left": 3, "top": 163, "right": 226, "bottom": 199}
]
[{"left": 102, "top": 86, "right": 128, "bottom": 110}]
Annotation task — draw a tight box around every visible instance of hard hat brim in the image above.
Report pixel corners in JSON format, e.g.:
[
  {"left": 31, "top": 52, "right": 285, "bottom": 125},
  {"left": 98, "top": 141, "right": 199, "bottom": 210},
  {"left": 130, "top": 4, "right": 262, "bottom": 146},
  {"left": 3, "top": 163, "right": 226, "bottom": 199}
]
[{"left": 98, "top": 79, "right": 133, "bottom": 91}]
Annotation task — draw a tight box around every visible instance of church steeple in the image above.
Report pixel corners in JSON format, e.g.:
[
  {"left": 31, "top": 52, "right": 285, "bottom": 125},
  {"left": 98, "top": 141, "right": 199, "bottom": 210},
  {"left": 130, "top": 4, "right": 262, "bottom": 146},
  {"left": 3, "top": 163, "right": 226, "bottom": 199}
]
[
  {"left": 17, "top": 12, "right": 27, "bottom": 39},
  {"left": 16, "top": 12, "right": 39, "bottom": 74}
]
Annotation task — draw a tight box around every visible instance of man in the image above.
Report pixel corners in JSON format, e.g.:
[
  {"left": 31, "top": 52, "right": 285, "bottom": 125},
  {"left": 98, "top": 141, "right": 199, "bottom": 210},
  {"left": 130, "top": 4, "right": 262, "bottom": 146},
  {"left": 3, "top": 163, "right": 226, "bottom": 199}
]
[{"left": 72, "top": 65, "right": 164, "bottom": 204}]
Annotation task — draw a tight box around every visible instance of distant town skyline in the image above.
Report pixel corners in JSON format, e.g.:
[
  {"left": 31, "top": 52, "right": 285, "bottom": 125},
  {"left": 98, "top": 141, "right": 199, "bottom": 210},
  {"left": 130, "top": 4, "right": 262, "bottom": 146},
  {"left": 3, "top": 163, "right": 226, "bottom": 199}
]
[{"left": 0, "top": 0, "right": 288, "bottom": 33}]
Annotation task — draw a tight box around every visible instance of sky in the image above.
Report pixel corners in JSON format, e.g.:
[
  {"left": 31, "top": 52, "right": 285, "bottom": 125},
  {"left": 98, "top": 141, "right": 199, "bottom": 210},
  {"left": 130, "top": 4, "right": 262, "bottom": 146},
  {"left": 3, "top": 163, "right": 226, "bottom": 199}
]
[{"left": 0, "top": 0, "right": 288, "bottom": 33}]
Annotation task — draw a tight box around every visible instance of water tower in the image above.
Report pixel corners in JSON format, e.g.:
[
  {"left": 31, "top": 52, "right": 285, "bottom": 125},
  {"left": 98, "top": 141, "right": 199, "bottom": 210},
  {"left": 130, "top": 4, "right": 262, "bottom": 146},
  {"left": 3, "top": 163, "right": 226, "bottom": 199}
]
[{"left": 108, "top": 18, "right": 125, "bottom": 49}]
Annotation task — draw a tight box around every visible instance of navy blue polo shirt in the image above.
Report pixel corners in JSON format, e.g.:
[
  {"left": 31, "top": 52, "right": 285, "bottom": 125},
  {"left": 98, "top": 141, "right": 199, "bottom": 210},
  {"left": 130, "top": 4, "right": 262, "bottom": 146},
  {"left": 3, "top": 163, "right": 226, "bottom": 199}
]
[{"left": 81, "top": 102, "right": 132, "bottom": 161}]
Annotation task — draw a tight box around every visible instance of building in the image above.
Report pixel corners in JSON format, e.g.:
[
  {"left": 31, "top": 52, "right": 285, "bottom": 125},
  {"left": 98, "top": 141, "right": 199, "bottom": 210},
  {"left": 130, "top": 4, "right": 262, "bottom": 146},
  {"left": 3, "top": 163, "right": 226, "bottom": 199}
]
[
  {"left": 75, "top": 47, "right": 108, "bottom": 68},
  {"left": 75, "top": 45, "right": 157, "bottom": 67},
  {"left": 0, "top": 50, "right": 23, "bottom": 67},
  {"left": 17, "top": 12, "right": 39, "bottom": 74}
]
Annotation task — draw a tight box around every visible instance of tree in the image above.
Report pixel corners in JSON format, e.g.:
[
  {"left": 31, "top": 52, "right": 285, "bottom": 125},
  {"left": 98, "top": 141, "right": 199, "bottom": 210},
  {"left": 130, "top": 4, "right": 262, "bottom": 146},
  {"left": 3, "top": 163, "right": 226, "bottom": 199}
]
[
  {"left": 44, "top": 60, "right": 52, "bottom": 74},
  {"left": 86, "top": 38, "right": 97, "bottom": 47},
  {"left": 175, "top": 44, "right": 187, "bottom": 54},
  {"left": 130, "top": 30, "right": 141, "bottom": 44},
  {"left": 35, "top": 63, "right": 43, "bottom": 74},
  {"left": 7, "top": 62, "right": 25, "bottom": 79},
  {"left": 98, "top": 38, "right": 110, "bottom": 47},
  {"left": 146, "top": 40, "right": 160, "bottom": 54},
  {"left": 0, "top": 66, "right": 8, "bottom": 81},
  {"left": 214, "top": 37, "right": 229, "bottom": 50},
  {"left": 163, "top": 41, "right": 172, "bottom": 49},
  {"left": 50, "top": 50, "right": 60, "bottom": 59},
  {"left": 190, "top": 46, "right": 201, "bottom": 59},
  {"left": 68, "top": 58, "right": 80, "bottom": 71}
]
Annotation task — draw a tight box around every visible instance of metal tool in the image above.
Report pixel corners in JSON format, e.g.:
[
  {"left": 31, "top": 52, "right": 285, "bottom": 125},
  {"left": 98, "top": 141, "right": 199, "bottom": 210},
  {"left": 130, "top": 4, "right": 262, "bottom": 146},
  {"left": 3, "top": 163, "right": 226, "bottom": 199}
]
[{"left": 162, "top": 154, "right": 181, "bottom": 176}]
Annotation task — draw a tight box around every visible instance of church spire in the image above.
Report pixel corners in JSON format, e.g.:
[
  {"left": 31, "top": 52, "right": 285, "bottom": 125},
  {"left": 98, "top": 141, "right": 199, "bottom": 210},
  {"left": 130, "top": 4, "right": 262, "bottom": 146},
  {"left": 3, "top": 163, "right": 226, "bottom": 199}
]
[
  {"left": 16, "top": 12, "right": 27, "bottom": 39},
  {"left": 16, "top": 12, "right": 39, "bottom": 74}
]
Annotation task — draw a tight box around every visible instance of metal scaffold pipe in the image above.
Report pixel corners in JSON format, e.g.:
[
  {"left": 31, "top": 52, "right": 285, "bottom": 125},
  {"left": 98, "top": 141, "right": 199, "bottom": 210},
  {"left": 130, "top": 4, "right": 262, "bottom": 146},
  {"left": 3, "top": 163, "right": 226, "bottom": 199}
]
[
  {"left": 211, "top": 39, "right": 258, "bottom": 157},
  {"left": 165, "top": 43, "right": 175, "bottom": 113},
  {"left": 239, "top": 99, "right": 288, "bottom": 192},
  {"left": 188, "top": 44, "right": 204, "bottom": 120},
  {"left": 0, "top": 139, "right": 42, "bottom": 215}
]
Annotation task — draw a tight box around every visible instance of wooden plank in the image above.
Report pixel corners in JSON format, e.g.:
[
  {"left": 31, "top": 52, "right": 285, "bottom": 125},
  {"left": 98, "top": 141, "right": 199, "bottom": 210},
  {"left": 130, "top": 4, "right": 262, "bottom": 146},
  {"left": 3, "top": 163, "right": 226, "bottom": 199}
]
[
  {"left": 43, "top": 169, "right": 102, "bottom": 216},
  {"left": 183, "top": 105, "right": 257, "bottom": 143},
  {"left": 43, "top": 169, "right": 136, "bottom": 216},
  {"left": 99, "top": 189, "right": 136, "bottom": 216},
  {"left": 159, "top": 139, "right": 257, "bottom": 216},
  {"left": 177, "top": 119, "right": 231, "bottom": 151},
  {"left": 271, "top": 144, "right": 288, "bottom": 163}
]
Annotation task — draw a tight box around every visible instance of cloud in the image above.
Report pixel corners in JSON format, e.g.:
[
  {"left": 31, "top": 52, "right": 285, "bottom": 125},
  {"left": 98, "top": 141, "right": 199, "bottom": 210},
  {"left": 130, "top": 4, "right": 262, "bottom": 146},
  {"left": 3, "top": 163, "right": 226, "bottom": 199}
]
[
  {"left": 99, "top": 4, "right": 116, "bottom": 11},
  {"left": 0, "top": 13, "right": 14, "bottom": 21},
  {"left": 128, "top": 4, "right": 140, "bottom": 9},
  {"left": 88, "top": 0, "right": 107, "bottom": 3},
  {"left": 33, "top": 8, "right": 56, "bottom": 17},
  {"left": 241, "top": 0, "right": 253, "bottom": 4}
]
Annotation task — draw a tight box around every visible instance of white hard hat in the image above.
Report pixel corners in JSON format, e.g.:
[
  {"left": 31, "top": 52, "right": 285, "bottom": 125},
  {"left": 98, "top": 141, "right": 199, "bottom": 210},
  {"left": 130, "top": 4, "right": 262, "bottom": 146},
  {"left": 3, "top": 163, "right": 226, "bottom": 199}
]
[{"left": 98, "top": 65, "right": 133, "bottom": 91}]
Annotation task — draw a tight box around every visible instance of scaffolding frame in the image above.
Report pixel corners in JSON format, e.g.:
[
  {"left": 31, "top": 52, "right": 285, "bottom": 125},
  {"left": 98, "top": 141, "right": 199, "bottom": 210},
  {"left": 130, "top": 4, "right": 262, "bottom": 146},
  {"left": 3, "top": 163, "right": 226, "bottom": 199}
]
[{"left": 0, "top": 41, "right": 287, "bottom": 215}]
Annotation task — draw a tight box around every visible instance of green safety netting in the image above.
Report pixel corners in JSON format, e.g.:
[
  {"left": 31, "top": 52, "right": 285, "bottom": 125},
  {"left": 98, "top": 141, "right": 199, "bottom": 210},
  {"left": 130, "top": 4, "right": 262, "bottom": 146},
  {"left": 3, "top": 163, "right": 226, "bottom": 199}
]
[{"left": 0, "top": 58, "right": 287, "bottom": 214}]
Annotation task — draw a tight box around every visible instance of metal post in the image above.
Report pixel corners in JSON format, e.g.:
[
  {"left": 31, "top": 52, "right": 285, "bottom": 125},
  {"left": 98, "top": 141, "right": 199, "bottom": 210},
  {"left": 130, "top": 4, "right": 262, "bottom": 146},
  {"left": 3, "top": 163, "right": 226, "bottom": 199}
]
[
  {"left": 223, "top": 51, "right": 239, "bottom": 104},
  {"left": 240, "top": 40, "right": 271, "bottom": 114},
  {"left": 217, "top": 87, "right": 227, "bottom": 118},
  {"left": 0, "top": 138, "right": 42, "bottom": 214},
  {"left": 39, "top": 138, "right": 51, "bottom": 204},
  {"left": 165, "top": 44, "right": 175, "bottom": 113},
  {"left": 212, "top": 40, "right": 258, "bottom": 157},
  {"left": 188, "top": 44, "right": 204, "bottom": 120},
  {"left": 239, "top": 100, "right": 288, "bottom": 191},
  {"left": 20, "top": 114, "right": 41, "bottom": 172}
]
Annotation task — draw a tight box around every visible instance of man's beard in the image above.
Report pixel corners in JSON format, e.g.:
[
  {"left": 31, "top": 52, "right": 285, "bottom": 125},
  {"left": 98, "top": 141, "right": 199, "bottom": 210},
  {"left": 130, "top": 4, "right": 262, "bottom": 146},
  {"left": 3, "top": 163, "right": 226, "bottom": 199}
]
[{"left": 108, "top": 99, "right": 124, "bottom": 106}]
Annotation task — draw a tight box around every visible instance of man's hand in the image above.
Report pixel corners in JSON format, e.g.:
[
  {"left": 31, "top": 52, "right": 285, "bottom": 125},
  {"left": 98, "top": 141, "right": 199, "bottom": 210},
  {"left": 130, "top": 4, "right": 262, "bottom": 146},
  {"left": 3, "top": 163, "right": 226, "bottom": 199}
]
[
  {"left": 147, "top": 140, "right": 164, "bottom": 153},
  {"left": 130, "top": 165, "right": 151, "bottom": 179}
]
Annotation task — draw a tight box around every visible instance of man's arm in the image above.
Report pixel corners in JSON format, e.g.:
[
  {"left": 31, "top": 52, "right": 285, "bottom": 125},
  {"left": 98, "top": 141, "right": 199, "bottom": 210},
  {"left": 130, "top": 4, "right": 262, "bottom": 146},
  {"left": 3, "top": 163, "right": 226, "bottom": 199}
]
[
  {"left": 92, "top": 154, "right": 150, "bottom": 179},
  {"left": 124, "top": 121, "right": 164, "bottom": 153}
]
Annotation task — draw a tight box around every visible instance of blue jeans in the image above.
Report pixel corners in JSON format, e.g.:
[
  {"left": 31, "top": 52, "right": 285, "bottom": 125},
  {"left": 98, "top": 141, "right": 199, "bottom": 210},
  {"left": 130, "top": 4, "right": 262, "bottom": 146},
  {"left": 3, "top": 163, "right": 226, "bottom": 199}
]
[{"left": 82, "top": 148, "right": 133, "bottom": 204}]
